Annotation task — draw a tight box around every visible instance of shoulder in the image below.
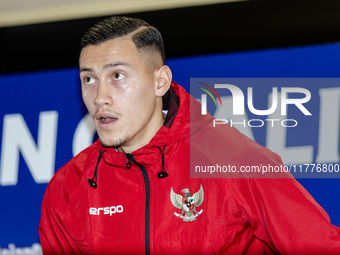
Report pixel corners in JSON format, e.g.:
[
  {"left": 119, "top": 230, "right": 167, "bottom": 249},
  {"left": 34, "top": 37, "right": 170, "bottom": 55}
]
[
  {"left": 192, "top": 121, "right": 282, "bottom": 165},
  {"left": 46, "top": 141, "right": 99, "bottom": 208},
  {"left": 51, "top": 142, "right": 98, "bottom": 183}
]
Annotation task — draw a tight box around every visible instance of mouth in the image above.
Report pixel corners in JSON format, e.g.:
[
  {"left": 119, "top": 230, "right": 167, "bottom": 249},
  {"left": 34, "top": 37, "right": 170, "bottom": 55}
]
[
  {"left": 95, "top": 113, "right": 118, "bottom": 127},
  {"left": 99, "top": 117, "right": 116, "bottom": 123}
]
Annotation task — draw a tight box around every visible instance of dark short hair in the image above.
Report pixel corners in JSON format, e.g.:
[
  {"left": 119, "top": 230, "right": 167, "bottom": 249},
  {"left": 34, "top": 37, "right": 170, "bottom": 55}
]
[{"left": 80, "top": 16, "right": 165, "bottom": 64}]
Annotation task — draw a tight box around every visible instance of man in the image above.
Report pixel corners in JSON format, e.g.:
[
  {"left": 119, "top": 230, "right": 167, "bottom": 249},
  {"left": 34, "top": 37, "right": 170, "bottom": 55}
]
[{"left": 39, "top": 16, "right": 340, "bottom": 254}]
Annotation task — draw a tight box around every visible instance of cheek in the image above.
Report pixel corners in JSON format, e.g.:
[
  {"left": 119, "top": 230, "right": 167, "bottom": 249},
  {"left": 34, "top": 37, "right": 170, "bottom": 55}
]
[
  {"left": 125, "top": 91, "right": 155, "bottom": 117},
  {"left": 126, "top": 80, "right": 156, "bottom": 105},
  {"left": 82, "top": 90, "right": 95, "bottom": 112},
  {"left": 82, "top": 92, "right": 90, "bottom": 105}
]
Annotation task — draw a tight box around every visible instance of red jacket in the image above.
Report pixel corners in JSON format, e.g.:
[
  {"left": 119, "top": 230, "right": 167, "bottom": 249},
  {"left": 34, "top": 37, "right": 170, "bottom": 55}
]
[{"left": 39, "top": 82, "right": 340, "bottom": 254}]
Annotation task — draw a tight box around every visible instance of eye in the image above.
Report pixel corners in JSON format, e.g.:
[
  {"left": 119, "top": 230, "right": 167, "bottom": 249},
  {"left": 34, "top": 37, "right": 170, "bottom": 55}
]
[
  {"left": 84, "top": 76, "right": 96, "bottom": 85},
  {"left": 113, "top": 72, "right": 125, "bottom": 80}
]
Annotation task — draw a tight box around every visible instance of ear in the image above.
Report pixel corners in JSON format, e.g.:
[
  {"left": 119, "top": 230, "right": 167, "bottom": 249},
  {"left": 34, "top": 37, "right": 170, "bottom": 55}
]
[{"left": 155, "top": 65, "right": 172, "bottom": 97}]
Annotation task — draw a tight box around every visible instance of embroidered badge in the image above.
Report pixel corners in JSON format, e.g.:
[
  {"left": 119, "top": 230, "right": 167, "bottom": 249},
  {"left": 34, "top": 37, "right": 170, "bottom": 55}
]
[{"left": 170, "top": 184, "right": 204, "bottom": 221}]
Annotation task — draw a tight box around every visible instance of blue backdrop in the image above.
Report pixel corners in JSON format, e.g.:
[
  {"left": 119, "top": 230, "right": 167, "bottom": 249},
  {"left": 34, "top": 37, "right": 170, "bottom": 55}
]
[{"left": 0, "top": 43, "right": 339, "bottom": 252}]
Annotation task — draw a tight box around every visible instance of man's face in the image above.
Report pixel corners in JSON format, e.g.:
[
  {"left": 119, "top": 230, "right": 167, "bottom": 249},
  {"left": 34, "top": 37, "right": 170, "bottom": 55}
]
[{"left": 79, "top": 37, "right": 162, "bottom": 150}]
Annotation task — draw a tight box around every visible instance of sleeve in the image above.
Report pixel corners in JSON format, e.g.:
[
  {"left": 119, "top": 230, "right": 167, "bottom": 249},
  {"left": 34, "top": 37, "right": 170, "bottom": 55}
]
[
  {"left": 39, "top": 185, "right": 82, "bottom": 255},
  {"left": 235, "top": 177, "right": 340, "bottom": 254}
]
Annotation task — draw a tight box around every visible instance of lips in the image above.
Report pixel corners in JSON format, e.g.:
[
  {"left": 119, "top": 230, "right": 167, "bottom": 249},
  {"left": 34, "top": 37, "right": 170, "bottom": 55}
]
[{"left": 95, "top": 113, "right": 118, "bottom": 127}]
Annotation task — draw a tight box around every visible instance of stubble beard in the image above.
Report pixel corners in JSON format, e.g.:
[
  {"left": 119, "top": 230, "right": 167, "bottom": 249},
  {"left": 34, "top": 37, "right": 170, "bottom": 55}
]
[{"left": 99, "top": 133, "right": 130, "bottom": 149}]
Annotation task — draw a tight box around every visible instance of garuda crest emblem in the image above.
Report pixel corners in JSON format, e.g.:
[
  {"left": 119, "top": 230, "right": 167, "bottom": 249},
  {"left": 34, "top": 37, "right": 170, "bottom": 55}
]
[{"left": 170, "top": 185, "right": 204, "bottom": 221}]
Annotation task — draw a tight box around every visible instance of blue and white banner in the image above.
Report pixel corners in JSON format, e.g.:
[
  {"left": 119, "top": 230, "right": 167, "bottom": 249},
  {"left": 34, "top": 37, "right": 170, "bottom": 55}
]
[{"left": 1, "top": 43, "right": 340, "bottom": 251}]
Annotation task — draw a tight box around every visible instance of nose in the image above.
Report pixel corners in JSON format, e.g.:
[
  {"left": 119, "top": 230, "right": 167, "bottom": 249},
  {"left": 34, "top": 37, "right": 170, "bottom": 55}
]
[{"left": 94, "top": 82, "right": 112, "bottom": 108}]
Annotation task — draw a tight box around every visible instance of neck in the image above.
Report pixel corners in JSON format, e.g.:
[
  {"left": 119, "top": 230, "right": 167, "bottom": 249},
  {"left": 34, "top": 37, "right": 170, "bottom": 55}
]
[{"left": 117, "top": 111, "right": 166, "bottom": 154}]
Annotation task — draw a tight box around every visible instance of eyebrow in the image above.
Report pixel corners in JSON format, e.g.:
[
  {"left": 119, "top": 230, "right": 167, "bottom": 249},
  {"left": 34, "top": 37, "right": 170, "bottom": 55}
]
[
  {"left": 103, "top": 61, "right": 130, "bottom": 70},
  {"left": 79, "top": 61, "right": 130, "bottom": 74}
]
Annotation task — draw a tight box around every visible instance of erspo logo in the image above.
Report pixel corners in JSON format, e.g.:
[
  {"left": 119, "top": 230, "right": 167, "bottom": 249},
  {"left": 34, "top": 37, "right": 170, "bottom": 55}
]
[{"left": 89, "top": 205, "right": 124, "bottom": 216}]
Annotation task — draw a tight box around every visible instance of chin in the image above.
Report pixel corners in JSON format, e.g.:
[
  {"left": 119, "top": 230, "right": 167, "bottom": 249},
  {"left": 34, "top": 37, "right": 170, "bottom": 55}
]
[{"left": 99, "top": 135, "right": 129, "bottom": 148}]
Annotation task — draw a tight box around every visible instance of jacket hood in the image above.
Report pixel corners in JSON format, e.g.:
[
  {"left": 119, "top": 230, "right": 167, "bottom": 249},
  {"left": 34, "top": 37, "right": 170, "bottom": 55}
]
[{"left": 146, "top": 81, "right": 213, "bottom": 148}]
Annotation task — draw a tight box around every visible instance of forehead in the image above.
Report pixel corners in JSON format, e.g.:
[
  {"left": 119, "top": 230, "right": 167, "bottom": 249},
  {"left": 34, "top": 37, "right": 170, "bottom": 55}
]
[{"left": 79, "top": 37, "right": 141, "bottom": 67}]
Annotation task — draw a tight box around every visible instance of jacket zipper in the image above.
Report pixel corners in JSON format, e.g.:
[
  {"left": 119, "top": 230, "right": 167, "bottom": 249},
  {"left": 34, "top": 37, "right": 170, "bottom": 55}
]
[{"left": 125, "top": 153, "right": 150, "bottom": 255}]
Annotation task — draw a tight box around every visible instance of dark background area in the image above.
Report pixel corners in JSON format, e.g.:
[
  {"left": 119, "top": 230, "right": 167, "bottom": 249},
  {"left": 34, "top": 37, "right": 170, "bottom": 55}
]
[{"left": 1, "top": 0, "right": 340, "bottom": 74}]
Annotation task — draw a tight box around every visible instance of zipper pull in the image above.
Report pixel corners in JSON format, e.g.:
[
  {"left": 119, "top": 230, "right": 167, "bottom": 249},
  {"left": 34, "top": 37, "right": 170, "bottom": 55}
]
[{"left": 125, "top": 153, "right": 132, "bottom": 169}]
